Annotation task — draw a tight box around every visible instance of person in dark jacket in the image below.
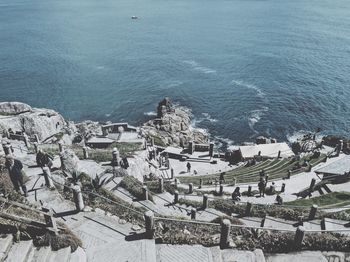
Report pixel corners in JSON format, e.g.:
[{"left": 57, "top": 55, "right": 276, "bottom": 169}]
[
  {"left": 186, "top": 162, "right": 191, "bottom": 173},
  {"left": 5, "top": 155, "right": 27, "bottom": 196},
  {"left": 232, "top": 187, "right": 241, "bottom": 201},
  {"left": 36, "top": 150, "right": 53, "bottom": 170}
]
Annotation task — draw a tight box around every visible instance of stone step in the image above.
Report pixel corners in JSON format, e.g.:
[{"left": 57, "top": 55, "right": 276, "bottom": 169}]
[
  {"left": 240, "top": 217, "right": 263, "bottom": 227},
  {"left": 5, "top": 240, "right": 33, "bottom": 262},
  {"left": 69, "top": 247, "right": 87, "bottom": 262},
  {"left": 209, "top": 246, "right": 222, "bottom": 262},
  {"left": 263, "top": 216, "right": 296, "bottom": 231},
  {"left": 221, "top": 249, "right": 266, "bottom": 262},
  {"left": 156, "top": 244, "right": 213, "bottom": 262},
  {"left": 302, "top": 220, "right": 322, "bottom": 231},
  {"left": 88, "top": 239, "right": 156, "bottom": 262},
  {"left": 0, "top": 235, "right": 13, "bottom": 262},
  {"left": 30, "top": 246, "right": 51, "bottom": 262},
  {"left": 324, "top": 218, "right": 350, "bottom": 236},
  {"left": 266, "top": 251, "right": 328, "bottom": 262},
  {"left": 47, "top": 247, "right": 71, "bottom": 262}
]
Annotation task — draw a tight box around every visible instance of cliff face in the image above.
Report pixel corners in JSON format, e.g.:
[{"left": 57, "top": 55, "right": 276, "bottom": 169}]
[
  {"left": 0, "top": 102, "right": 70, "bottom": 142},
  {"left": 141, "top": 98, "right": 208, "bottom": 147}
]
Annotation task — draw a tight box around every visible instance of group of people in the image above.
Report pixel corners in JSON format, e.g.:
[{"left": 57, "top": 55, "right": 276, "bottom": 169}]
[
  {"left": 231, "top": 169, "right": 283, "bottom": 205},
  {"left": 1, "top": 145, "right": 54, "bottom": 197}
]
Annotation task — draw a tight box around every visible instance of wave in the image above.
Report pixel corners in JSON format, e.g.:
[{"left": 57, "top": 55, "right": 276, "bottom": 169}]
[
  {"left": 248, "top": 106, "right": 269, "bottom": 133},
  {"left": 183, "top": 60, "right": 217, "bottom": 74},
  {"left": 231, "top": 79, "right": 265, "bottom": 98},
  {"left": 212, "top": 136, "right": 235, "bottom": 150},
  {"left": 201, "top": 113, "right": 218, "bottom": 123},
  {"left": 286, "top": 130, "right": 323, "bottom": 143},
  {"left": 144, "top": 111, "right": 157, "bottom": 116}
]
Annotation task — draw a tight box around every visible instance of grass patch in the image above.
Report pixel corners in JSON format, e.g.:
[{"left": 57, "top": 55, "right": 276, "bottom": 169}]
[
  {"left": 119, "top": 176, "right": 153, "bottom": 202},
  {"left": 285, "top": 192, "right": 350, "bottom": 208}
]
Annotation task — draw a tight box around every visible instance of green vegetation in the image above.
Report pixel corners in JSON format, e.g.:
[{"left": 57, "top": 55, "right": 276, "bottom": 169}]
[
  {"left": 119, "top": 176, "right": 153, "bottom": 201},
  {"left": 285, "top": 192, "right": 350, "bottom": 208},
  {"left": 74, "top": 142, "right": 143, "bottom": 162}
]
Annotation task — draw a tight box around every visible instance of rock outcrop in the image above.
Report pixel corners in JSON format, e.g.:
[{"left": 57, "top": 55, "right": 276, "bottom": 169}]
[
  {"left": 141, "top": 98, "right": 208, "bottom": 147},
  {"left": 0, "top": 102, "right": 32, "bottom": 115},
  {"left": 0, "top": 102, "right": 70, "bottom": 142},
  {"left": 60, "top": 149, "right": 80, "bottom": 175}
]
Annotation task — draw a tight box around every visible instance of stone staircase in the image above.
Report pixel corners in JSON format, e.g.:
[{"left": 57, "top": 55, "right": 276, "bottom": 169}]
[{"left": 0, "top": 235, "right": 85, "bottom": 262}]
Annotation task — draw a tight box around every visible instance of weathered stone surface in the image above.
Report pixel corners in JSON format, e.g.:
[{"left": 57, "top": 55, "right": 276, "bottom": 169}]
[
  {"left": 60, "top": 149, "right": 80, "bottom": 175},
  {"left": 0, "top": 102, "right": 68, "bottom": 141},
  {"left": 266, "top": 251, "right": 328, "bottom": 262},
  {"left": 141, "top": 98, "right": 208, "bottom": 147},
  {"left": 0, "top": 102, "right": 32, "bottom": 115},
  {"left": 76, "top": 120, "right": 103, "bottom": 140}
]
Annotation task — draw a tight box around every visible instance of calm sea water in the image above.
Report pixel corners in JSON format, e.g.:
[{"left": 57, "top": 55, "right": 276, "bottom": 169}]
[{"left": 1, "top": 0, "right": 350, "bottom": 147}]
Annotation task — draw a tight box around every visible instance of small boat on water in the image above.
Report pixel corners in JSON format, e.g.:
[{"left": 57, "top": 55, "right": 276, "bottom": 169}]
[{"left": 131, "top": 16, "right": 138, "bottom": 19}]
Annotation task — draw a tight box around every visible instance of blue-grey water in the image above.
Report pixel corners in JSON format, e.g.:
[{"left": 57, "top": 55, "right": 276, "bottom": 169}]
[{"left": 1, "top": 0, "right": 350, "bottom": 147}]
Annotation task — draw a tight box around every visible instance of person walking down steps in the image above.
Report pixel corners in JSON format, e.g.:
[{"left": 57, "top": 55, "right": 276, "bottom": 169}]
[{"left": 5, "top": 155, "right": 28, "bottom": 197}]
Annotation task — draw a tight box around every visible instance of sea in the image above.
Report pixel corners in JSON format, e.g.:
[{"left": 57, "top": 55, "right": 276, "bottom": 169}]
[{"left": 1, "top": 0, "right": 350, "bottom": 148}]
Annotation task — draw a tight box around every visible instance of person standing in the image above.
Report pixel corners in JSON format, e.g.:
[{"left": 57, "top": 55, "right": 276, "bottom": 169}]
[
  {"left": 5, "top": 155, "right": 27, "bottom": 197},
  {"left": 258, "top": 177, "right": 266, "bottom": 197},
  {"left": 186, "top": 162, "right": 191, "bottom": 173}
]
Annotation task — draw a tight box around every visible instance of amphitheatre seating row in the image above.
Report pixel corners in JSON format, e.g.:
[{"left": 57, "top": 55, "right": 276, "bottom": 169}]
[{"left": 180, "top": 154, "right": 327, "bottom": 185}]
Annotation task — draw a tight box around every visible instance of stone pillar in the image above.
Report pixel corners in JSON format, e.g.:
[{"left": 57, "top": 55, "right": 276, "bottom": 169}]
[
  {"left": 72, "top": 185, "right": 85, "bottom": 211},
  {"left": 188, "top": 141, "right": 194, "bottom": 154},
  {"left": 340, "top": 140, "right": 344, "bottom": 152},
  {"left": 171, "top": 168, "right": 174, "bottom": 179},
  {"left": 287, "top": 170, "right": 291, "bottom": 179},
  {"left": 277, "top": 150, "right": 281, "bottom": 158},
  {"left": 58, "top": 141, "right": 63, "bottom": 153},
  {"left": 158, "top": 178, "right": 164, "bottom": 193},
  {"left": 281, "top": 183, "right": 286, "bottom": 193},
  {"left": 247, "top": 186, "right": 252, "bottom": 196},
  {"left": 308, "top": 204, "right": 318, "bottom": 220},
  {"left": 265, "top": 175, "right": 269, "bottom": 184},
  {"left": 220, "top": 219, "right": 231, "bottom": 249},
  {"left": 233, "top": 178, "right": 237, "bottom": 186},
  {"left": 191, "top": 208, "right": 196, "bottom": 220},
  {"left": 298, "top": 216, "right": 304, "bottom": 226},
  {"left": 260, "top": 215, "right": 266, "bottom": 227},
  {"left": 202, "top": 194, "right": 208, "bottom": 209},
  {"left": 43, "top": 167, "right": 54, "bottom": 189},
  {"left": 144, "top": 211, "right": 155, "bottom": 239},
  {"left": 199, "top": 178, "right": 203, "bottom": 189},
  {"left": 112, "top": 148, "right": 119, "bottom": 167},
  {"left": 321, "top": 218, "right": 326, "bottom": 230},
  {"left": 83, "top": 147, "right": 89, "bottom": 159},
  {"left": 175, "top": 178, "right": 178, "bottom": 189},
  {"left": 23, "top": 134, "right": 29, "bottom": 148},
  {"left": 174, "top": 190, "right": 179, "bottom": 204},
  {"left": 151, "top": 138, "right": 154, "bottom": 147},
  {"left": 41, "top": 207, "right": 57, "bottom": 234},
  {"left": 142, "top": 186, "right": 148, "bottom": 201},
  {"left": 258, "top": 151, "right": 261, "bottom": 156},
  {"left": 3, "top": 144, "right": 11, "bottom": 155},
  {"left": 219, "top": 184, "right": 224, "bottom": 196},
  {"left": 188, "top": 183, "right": 193, "bottom": 194},
  {"left": 209, "top": 142, "right": 214, "bottom": 158},
  {"left": 59, "top": 154, "right": 65, "bottom": 170},
  {"left": 294, "top": 226, "right": 305, "bottom": 249},
  {"left": 33, "top": 142, "right": 39, "bottom": 154},
  {"left": 309, "top": 178, "right": 316, "bottom": 192},
  {"left": 245, "top": 202, "right": 253, "bottom": 216}
]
